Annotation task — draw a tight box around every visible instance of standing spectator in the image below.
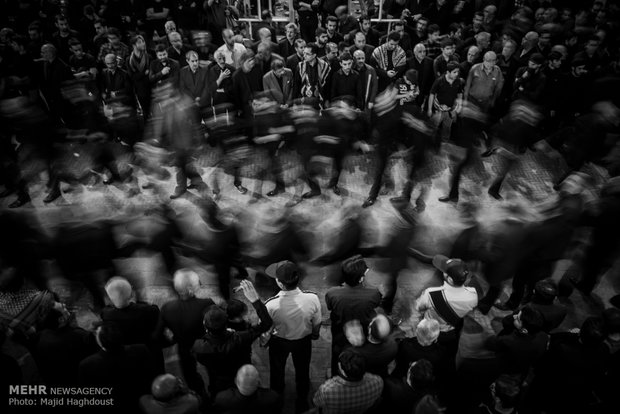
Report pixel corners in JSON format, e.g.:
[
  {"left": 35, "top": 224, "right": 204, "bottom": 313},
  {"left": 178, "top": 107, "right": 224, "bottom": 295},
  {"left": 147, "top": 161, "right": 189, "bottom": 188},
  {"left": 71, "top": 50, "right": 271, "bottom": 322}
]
[
  {"left": 68, "top": 38, "right": 97, "bottom": 83},
  {"left": 427, "top": 61, "right": 463, "bottom": 143},
  {"left": 101, "top": 277, "right": 163, "bottom": 372},
  {"left": 204, "top": 0, "right": 228, "bottom": 45},
  {"left": 51, "top": 14, "right": 79, "bottom": 63},
  {"left": 166, "top": 31, "right": 192, "bottom": 67},
  {"left": 353, "top": 49, "right": 378, "bottom": 111},
  {"left": 357, "top": 14, "right": 381, "bottom": 47},
  {"left": 213, "top": 364, "right": 283, "bottom": 413},
  {"left": 208, "top": 50, "right": 235, "bottom": 105},
  {"left": 127, "top": 35, "right": 154, "bottom": 118},
  {"left": 215, "top": 28, "right": 247, "bottom": 69},
  {"left": 292, "top": 42, "right": 331, "bottom": 108},
  {"left": 382, "top": 359, "right": 437, "bottom": 413},
  {"left": 92, "top": 19, "right": 109, "bottom": 57},
  {"left": 179, "top": 50, "right": 209, "bottom": 107},
  {"left": 421, "top": 24, "right": 442, "bottom": 60},
  {"left": 278, "top": 23, "right": 299, "bottom": 58},
  {"left": 325, "top": 16, "right": 344, "bottom": 44},
  {"left": 313, "top": 349, "right": 383, "bottom": 414},
  {"left": 517, "top": 31, "right": 539, "bottom": 66},
  {"left": 393, "top": 319, "right": 447, "bottom": 379},
  {"left": 79, "top": 322, "right": 156, "bottom": 412},
  {"left": 464, "top": 51, "right": 503, "bottom": 115},
  {"left": 97, "top": 27, "right": 130, "bottom": 67},
  {"left": 37, "top": 43, "right": 73, "bottom": 124},
  {"left": 286, "top": 38, "right": 306, "bottom": 71},
  {"left": 371, "top": 31, "right": 407, "bottom": 92},
  {"left": 154, "top": 269, "right": 214, "bottom": 397},
  {"left": 349, "top": 32, "right": 374, "bottom": 64},
  {"left": 409, "top": 43, "right": 435, "bottom": 107},
  {"left": 325, "top": 255, "right": 381, "bottom": 376},
  {"left": 193, "top": 280, "right": 272, "bottom": 396},
  {"left": 263, "top": 59, "right": 293, "bottom": 107},
  {"left": 100, "top": 53, "right": 133, "bottom": 107},
  {"left": 459, "top": 45, "right": 480, "bottom": 78},
  {"left": 512, "top": 53, "right": 547, "bottom": 104},
  {"left": 434, "top": 38, "right": 459, "bottom": 78},
  {"left": 352, "top": 314, "right": 398, "bottom": 378},
  {"left": 265, "top": 260, "right": 322, "bottom": 412},
  {"left": 149, "top": 44, "right": 180, "bottom": 88},
  {"left": 232, "top": 50, "right": 263, "bottom": 118},
  {"left": 415, "top": 255, "right": 478, "bottom": 353},
  {"left": 330, "top": 52, "right": 363, "bottom": 108},
  {"left": 145, "top": 0, "right": 171, "bottom": 37},
  {"left": 294, "top": 0, "right": 319, "bottom": 43}
]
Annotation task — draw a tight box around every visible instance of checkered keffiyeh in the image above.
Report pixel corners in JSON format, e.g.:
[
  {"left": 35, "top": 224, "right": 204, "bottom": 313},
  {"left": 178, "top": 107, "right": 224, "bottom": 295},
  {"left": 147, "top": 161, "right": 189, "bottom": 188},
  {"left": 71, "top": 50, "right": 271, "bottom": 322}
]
[
  {"left": 313, "top": 373, "right": 383, "bottom": 414},
  {"left": 0, "top": 289, "right": 54, "bottom": 338}
]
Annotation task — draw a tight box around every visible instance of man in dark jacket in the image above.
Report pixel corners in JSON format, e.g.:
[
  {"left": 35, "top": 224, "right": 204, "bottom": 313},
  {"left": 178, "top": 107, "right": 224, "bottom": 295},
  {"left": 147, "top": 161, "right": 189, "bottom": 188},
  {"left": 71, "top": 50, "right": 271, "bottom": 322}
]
[
  {"left": 179, "top": 50, "right": 209, "bottom": 107},
  {"left": 213, "top": 364, "right": 282, "bottom": 413},
  {"left": 192, "top": 280, "right": 272, "bottom": 396}
]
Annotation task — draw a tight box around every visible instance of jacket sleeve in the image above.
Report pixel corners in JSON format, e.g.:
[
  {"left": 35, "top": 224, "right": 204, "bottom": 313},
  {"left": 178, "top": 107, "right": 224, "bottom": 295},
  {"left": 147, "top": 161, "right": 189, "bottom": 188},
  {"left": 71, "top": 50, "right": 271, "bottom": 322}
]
[{"left": 238, "top": 299, "right": 273, "bottom": 343}]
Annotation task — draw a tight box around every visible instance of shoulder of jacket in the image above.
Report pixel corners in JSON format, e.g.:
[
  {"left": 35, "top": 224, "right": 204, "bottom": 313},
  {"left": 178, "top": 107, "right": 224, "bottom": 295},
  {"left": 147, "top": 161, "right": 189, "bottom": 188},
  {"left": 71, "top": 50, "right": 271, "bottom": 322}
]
[{"left": 301, "top": 289, "right": 319, "bottom": 297}]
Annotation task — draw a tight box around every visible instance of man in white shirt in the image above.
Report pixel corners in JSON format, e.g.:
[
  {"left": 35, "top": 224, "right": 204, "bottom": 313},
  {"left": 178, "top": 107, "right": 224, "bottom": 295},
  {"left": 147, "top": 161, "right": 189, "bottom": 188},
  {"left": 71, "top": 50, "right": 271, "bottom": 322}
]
[
  {"left": 415, "top": 255, "right": 478, "bottom": 354},
  {"left": 265, "top": 260, "right": 322, "bottom": 412},
  {"left": 215, "top": 28, "right": 247, "bottom": 69}
]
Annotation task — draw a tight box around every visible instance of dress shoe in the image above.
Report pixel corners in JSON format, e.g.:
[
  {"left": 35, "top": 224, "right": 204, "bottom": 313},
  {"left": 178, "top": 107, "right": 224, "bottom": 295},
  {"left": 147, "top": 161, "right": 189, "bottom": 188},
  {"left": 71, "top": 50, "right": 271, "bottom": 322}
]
[
  {"left": 389, "top": 196, "right": 409, "bottom": 204},
  {"left": 362, "top": 197, "right": 376, "bottom": 208},
  {"left": 331, "top": 185, "right": 341, "bottom": 196},
  {"left": 488, "top": 188, "right": 503, "bottom": 200},
  {"left": 234, "top": 184, "right": 248, "bottom": 194},
  {"left": 43, "top": 190, "right": 61, "bottom": 203},
  {"left": 170, "top": 188, "right": 187, "bottom": 199},
  {"left": 493, "top": 300, "right": 518, "bottom": 311},
  {"left": 266, "top": 188, "right": 283, "bottom": 197},
  {"left": 9, "top": 195, "right": 30, "bottom": 208},
  {"left": 302, "top": 190, "right": 320, "bottom": 199},
  {"left": 438, "top": 195, "right": 458, "bottom": 203},
  {"left": 0, "top": 188, "right": 15, "bottom": 198}
]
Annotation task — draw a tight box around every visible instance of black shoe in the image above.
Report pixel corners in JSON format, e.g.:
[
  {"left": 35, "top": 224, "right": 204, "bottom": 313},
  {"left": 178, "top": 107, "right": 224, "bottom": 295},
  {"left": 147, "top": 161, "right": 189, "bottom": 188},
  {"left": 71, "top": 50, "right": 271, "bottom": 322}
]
[
  {"left": 331, "top": 185, "right": 341, "bottom": 196},
  {"left": 170, "top": 188, "right": 186, "bottom": 199},
  {"left": 266, "top": 188, "right": 283, "bottom": 197},
  {"left": 43, "top": 190, "right": 61, "bottom": 203},
  {"left": 9, "top": 195, "right": 30, "bottom": 208},
  {"left": 235, "top": 184, "right": 248, "bottom": 194},
  {"left": 481, "top": 148, "right": 498, "bottom": 158},
  {"left": 488, "top": 188, "right": 503, "bottom": 200},
  {"left": 389, "top": 196, "right": 409, "bottom": 203},
  {"left": 362, "top": 197, "right": 376, "bottom": 208},
  {"left": 0, "top": 188, "right": 15, "bottom": 198},
  {"left": 302, "top": 190, "right": 320, "bottom": 199},
  {"left": 438, "top": 195, "right": 458, "bottom": 203}
]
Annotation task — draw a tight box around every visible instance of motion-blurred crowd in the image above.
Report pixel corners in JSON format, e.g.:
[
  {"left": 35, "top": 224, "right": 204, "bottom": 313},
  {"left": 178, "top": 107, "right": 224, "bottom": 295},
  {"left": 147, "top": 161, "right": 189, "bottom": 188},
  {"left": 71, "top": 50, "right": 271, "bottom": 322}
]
[{"left": 1, "top": 0, "right": 620, "bottom": 413}]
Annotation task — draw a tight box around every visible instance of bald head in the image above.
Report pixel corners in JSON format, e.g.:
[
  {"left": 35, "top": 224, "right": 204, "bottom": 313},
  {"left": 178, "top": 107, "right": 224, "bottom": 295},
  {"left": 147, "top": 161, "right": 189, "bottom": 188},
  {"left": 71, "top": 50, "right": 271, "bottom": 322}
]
[
  {"left": 483, "top": 51, "right": 497, "bottom": 68},
  {"left": 151, "top": 374, "right": 181, "bottom": 401},
  {"left": 369, "top": 314, "right": 391, "bottom": 342},
  {"left": 105, "top": 276, "right": 132, "bottom": 308},
  {"left": 235, "top": 365, "right": 259, "bottom": 396}
]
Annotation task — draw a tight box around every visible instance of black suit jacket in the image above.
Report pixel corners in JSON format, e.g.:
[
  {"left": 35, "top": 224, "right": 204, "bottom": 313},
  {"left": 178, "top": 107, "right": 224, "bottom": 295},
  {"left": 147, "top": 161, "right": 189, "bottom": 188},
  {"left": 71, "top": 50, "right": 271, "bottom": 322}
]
[
  {"left": 149, "top": 58, "right": 180, "bottom": 88},
  {"left": 408, "top": 55, "right": 435, "bottom": 102},
  {"left": 179, "top": 66, "right": 209, "bottom": 106},
  {"left": 278, "top": 38, "right": 297, "bottom": 58}
]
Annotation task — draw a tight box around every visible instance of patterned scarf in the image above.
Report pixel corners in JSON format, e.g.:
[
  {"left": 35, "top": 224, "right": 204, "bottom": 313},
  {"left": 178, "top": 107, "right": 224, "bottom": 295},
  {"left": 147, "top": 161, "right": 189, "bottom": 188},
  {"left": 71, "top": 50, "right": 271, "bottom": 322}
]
[
  {"left": 0, "top": 289, "right": 54, "bottom": 338},
  {"left": 372, "top": 44, "right": 407, "bottom": 70},
  {"left": 129, "top": 50, "right": 149, "bottom": 74},
  {"left": 298, "top": 59, "right": 331, "bottom": 101}
]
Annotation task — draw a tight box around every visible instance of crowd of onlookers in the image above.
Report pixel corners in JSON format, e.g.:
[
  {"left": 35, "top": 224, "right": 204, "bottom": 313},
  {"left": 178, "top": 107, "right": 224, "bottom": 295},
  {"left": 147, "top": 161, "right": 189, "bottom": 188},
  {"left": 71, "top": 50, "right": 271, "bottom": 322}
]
[{"left": 2, "top": 0, "right": 620, "bottom": 413}]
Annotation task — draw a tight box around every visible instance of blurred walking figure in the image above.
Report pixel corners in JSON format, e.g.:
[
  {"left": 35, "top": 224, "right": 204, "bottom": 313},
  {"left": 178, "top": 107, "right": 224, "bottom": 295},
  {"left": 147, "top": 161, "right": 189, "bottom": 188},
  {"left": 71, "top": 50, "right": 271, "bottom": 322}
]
[{"left": 148, "top": 84, "right": 209, "bottom": 199}]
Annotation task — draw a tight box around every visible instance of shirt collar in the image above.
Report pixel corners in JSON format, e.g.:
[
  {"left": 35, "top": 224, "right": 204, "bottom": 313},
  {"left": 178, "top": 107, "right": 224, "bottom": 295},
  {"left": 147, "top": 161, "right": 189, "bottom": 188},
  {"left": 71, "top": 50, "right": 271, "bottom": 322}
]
[{"left": 278, "top": 287, "right": 301, "bottom": 296}]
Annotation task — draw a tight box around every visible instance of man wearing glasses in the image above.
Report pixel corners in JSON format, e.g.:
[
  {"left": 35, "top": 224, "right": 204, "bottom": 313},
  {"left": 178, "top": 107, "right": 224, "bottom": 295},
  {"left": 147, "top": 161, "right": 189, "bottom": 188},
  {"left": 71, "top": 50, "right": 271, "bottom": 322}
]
[{"left": 292, "top": 42, "right": 331, "bottom": 108}]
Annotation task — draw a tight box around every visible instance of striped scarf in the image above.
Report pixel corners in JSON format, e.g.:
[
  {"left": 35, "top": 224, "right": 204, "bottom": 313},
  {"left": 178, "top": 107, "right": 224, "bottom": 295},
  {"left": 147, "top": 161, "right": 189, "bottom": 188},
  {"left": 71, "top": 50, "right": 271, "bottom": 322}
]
[
  {"left": 298, "top": 59, "right": 331, "bottom": 101},
  {"left": 372, "top": 44, "right": 407, "bottom": 70}
]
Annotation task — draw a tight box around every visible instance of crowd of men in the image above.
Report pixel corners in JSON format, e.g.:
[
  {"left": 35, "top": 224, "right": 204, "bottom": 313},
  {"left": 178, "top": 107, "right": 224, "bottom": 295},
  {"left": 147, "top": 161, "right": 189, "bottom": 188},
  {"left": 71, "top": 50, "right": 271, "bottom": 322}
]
[{"left": 1, "top": 0, "right": 620, "bottom": 413}]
